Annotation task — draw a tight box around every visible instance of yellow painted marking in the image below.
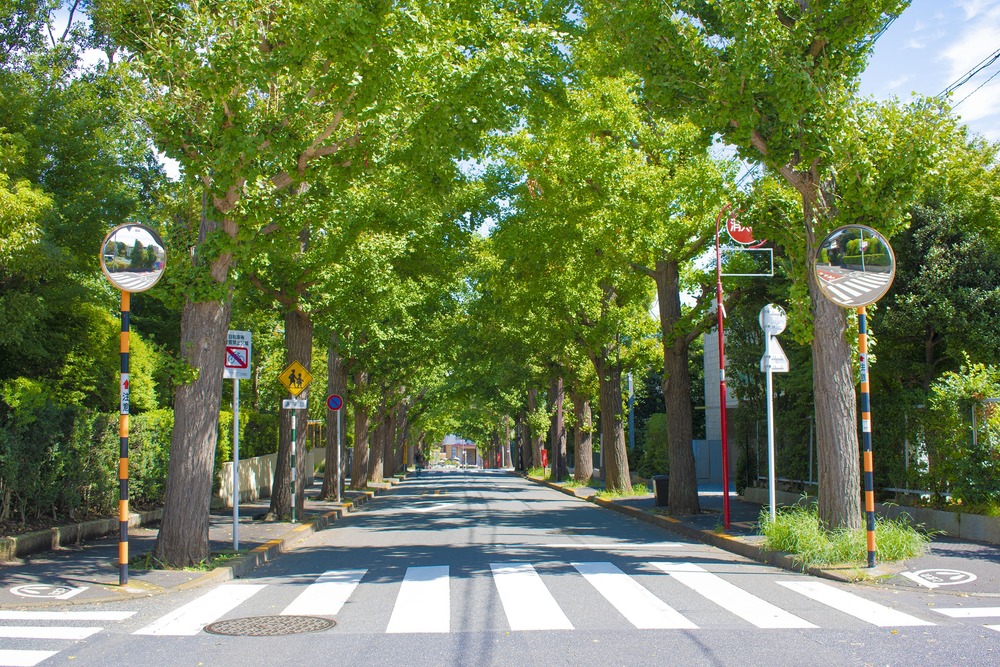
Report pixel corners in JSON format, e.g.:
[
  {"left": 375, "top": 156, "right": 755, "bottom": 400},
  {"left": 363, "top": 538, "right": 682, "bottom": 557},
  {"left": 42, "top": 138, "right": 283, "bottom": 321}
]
[
  {"left": 119, "top": 458, "right": 129, "bottom": 479},
  {"left": 119, "top": 415, "right": 128, "bottom": 437},
  {"left": 118, "top": 500, "right": 128, "bottom": 521},
  {"left": 119, "top": 542, "right": 128, "bottom": 563}
]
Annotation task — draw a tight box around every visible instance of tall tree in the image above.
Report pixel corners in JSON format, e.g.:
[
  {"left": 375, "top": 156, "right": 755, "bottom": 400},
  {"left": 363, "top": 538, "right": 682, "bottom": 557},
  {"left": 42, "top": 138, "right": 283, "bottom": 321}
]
[
  {"left": 95, "top": 0, "right": 570, "bottom": 564},
  {"left": 598, "top": 1, "right": 955, "bottom": 528}
]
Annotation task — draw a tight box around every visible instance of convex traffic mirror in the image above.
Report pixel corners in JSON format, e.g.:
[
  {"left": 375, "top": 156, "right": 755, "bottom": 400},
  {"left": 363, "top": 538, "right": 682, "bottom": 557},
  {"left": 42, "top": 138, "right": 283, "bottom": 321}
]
[
  {"left": 100, "top": 224, "right": 166, "bottom": 293},
  {"left": 814, "top": 225, "right": 895, "bottom": 308}
]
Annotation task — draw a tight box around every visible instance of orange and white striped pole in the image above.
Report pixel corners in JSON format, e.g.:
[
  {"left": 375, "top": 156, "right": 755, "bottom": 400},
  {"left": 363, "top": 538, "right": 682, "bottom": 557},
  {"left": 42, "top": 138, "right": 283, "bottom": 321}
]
[
  {"left": 858, "top": 306, "right": 877, "bottom": 568},
  {"left": 119, "top": 290, "right": 131, "bottom": 585}
]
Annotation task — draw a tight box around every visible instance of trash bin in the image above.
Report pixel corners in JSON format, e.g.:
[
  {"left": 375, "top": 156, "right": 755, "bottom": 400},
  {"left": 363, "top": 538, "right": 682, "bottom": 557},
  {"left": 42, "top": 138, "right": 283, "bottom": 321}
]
[{"left": 653, "top": 475, "right": 669, "bottom": 507}]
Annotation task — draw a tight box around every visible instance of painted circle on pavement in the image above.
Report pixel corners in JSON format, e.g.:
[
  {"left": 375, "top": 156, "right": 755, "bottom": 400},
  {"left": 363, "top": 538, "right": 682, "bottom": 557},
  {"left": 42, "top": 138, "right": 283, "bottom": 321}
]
[{"left": 911, "top": 568, "right": 977, "bottom": 587}]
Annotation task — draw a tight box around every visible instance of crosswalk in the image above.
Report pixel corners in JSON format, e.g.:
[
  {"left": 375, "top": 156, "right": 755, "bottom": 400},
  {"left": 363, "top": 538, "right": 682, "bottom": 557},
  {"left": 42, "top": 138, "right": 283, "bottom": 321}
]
[
  {"left": 6, "top": 564, "right": 998, "bottom": 665},
  {"left": 129, "top": 561, "right": 935, "bottom": 637},
  {"left": 0, "top": 611, "right": 134, "bottom": 667},
  {"left": 818, "top": 272, "right": 891, "bottom": 307}
]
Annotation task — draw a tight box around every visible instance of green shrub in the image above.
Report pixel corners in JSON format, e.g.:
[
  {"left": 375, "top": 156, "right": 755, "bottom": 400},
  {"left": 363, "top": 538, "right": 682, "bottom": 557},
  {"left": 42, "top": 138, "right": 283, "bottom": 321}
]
[
  {"left": 241, "top": 412, "right": 279, "bottom": 459},
  {"left": 758, "top": 504, "right": 930, "bottom": 568},
  {"left": 637, "top": 413, "right": 669, "bottom": 479}
]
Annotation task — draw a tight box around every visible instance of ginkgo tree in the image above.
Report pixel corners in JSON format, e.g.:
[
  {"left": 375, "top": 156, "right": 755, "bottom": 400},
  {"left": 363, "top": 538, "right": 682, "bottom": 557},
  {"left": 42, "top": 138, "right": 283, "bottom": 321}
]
[
  {"left": 597, "top": 0, "right": 959, "bottom": 528},
  {"left": 93, "top": 0, "right": 572, "bottom": 565}
]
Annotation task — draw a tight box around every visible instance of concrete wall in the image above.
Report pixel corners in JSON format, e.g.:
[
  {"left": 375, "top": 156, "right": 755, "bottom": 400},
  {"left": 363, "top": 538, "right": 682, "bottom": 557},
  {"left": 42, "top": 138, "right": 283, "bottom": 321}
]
[{"left": 216, "top": 448, "right": 326, "bottom": 509}]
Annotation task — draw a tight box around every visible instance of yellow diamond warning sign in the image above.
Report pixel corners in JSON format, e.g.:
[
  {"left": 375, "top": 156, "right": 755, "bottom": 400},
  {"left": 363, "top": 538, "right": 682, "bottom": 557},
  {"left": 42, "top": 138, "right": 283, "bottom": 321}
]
[{"left": 278, "top": 360, "right": 312, "bottom": 396}]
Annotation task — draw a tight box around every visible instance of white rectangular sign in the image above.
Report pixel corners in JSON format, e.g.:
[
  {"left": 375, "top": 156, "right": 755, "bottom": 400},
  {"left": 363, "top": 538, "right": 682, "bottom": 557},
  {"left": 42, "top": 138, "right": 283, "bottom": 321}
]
[
  {"left": 223, "top": 330, "right": 252, "bottom": 380},
  {"left": 760, "top": 337, "right": 790, "bottom": 373},
  {"left": 283, "top": 399, "right": 307, "bottom": 410}
]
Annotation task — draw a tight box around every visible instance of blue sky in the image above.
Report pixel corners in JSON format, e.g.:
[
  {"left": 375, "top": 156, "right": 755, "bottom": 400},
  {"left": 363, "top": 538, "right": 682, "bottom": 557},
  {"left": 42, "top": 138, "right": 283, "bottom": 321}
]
[{"left": 859, "top": 0, "right": 1000, "bottom": 141}]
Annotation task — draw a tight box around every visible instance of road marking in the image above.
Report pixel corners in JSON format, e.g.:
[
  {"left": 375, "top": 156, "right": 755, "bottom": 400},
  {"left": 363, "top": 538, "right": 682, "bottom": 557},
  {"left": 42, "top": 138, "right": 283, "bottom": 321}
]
[
  {"left": 651, "top": 562, "right": 816, "bottom": 629},
  {"left": 988, "top": 625, "right": 1000, "bottom": 633},
  {"left": 490, "top": 563, "right": 573, "bottom": 631},
  {"left": 412, "top": 502, "right": 457, "bottom": 513},
  {"left": 281, "top": 569, "right": 367, "bottom": 616},
  {"left": 0, "top": 650, "right": 59, "bottom": 667},
  {"left": 932, "top": 607, "right": 1000, "bottom": 619},
  {"left": 133, "top": 584, "right": 265, "bottom": 635},
  {"left": 0, "top": 611, "right": 134, "bottom": 621},
  {"left": 778, "top": 580, "right": 933, "bottom": 627},
  {"left": 536, "top": 542, "right": 690, "bottom": 550},
  {"left": 572, "top": 562, "right": 696, "bottom": 629},
  {"left": 0, "top": 626, "right": 103, "bottom": 640},
  {"left": 901, "top": 568, "right": 977, "bottom": 589},
  {"left": 386, "top": 566, "right": 449, "bottom": 633}
]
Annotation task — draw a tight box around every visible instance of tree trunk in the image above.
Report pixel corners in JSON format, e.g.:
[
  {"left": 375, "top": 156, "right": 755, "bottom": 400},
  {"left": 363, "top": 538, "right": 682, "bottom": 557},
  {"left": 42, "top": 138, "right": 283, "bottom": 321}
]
[
  {"left": 394, "top": 402, "right": 407, "bottom": 472},
  {"left": 572, "top": 392, "right": 594, "bottom": 483},
  {"left": 320, "top": 333, "right": 347, "bottom": 500},
  {"left": 591, "top": 348, "right": 631, "bottom": 492},
  {"left": 517, "top": 411, "right": 529, "bottom": 470},
  {"left": 270, "top": 308, "right": 312, "bottom": 519},
  {"left": 528, "top": 388, "right": 543, "bottom": 469},
  {"left": 350, "top": 372, "right": 369, "bottom": 490},
  {"left": 368, "top": 402, "right": 387, "bottom": 484},
  {"left": 549, "top": 375, "right": 567, "bottom": 481},
  {"left": 384, "top": 402, "right": 398, "bottom": 478},
  {"left": 654, "top": 259, "right": 700, "bottom": 514},
  {"left": 154, "top": 296, "right": 232, "bottom": 566},
  {"left": 807, "top": 232, "right": 862, "bottom": 530}
]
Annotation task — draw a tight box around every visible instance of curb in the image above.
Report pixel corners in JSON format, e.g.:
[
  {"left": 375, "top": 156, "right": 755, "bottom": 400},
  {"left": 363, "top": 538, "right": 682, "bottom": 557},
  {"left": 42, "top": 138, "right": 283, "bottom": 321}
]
[
  {"left": 178, "top": 486, "right": 389, "bottom": 590},
  {"left": 525, "top": 475, "right": 892, "bottom": 583},
  {"left": 0, "top": 510, "right": 164, "bottom": 563}
]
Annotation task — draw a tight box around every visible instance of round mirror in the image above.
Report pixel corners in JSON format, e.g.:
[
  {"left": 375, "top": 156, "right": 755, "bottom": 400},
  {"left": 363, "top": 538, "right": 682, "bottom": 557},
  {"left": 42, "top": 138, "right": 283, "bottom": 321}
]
[
  {"left": 100, "top": 224, "right": 166, "bottom": 293},
  {"left": 814, "top": 225, "right": 895, "bottom": 308}
]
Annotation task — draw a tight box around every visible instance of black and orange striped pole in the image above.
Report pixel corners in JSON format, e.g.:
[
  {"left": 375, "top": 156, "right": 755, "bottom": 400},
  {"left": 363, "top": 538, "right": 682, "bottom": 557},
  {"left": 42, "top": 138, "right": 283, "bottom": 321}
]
[
  {"left": 858, "top": 306, "right": 877, "bottom": 568},
  {"left": 119, "top": 290, "right": 131, "bottom": 585},
  {"left": 101, "top": 223, "right": 166, "bottom": 587}
]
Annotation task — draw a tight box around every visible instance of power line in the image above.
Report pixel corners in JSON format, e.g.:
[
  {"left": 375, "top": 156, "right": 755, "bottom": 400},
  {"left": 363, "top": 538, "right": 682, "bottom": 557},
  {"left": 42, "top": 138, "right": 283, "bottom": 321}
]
[
  {"left": 953, "top": 66, "right": 1000, "bottom": 109},
  {"left": 939, "top": 47, "right": 1000, "bottom": 98}
]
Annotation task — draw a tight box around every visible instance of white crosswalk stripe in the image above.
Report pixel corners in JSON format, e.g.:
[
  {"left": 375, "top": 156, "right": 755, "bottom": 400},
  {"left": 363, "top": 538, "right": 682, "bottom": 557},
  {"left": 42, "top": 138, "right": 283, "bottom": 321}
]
[
  {"left": 933, "top": 607, "right": 1000, "bottom": 633},
  {"left": 125, "top": 561, "right": 942, "bottom": 637},
  {"left": 280, "top": 569, "right": 367, "bottom": 617},
  {"left": 0, "top": 610, "right": 136, "bottom": 667},
  {"left": 651, "top": 562, "right": 816, "bottom": 629},
  {"left": 573, "top": 562, "right": 695, "bottom": 629},
  {"left": 133, "top": 584, "right": 265, "bottom": 636},
  {"left": 491, "top": 563, "right": 573, "bottom": 630},
  {"left": 385, "top": 566, "right": 450, "bottom": 633},
  {"left": 778, "top": 580, "right": 933, "bottom": 627}
]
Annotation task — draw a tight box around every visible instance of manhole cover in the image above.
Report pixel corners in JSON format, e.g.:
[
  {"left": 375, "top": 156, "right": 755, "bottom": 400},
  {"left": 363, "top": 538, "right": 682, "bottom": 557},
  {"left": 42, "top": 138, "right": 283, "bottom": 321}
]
[{"left": 204, "top": 615, "right": 335, "bottom": 636}]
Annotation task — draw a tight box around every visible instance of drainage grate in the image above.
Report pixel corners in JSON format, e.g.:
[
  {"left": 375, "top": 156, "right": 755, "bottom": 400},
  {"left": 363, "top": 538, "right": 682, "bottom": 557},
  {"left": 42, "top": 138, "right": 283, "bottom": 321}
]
[{"left": 204, "top": 615, "right": 336, "bottom": 636}]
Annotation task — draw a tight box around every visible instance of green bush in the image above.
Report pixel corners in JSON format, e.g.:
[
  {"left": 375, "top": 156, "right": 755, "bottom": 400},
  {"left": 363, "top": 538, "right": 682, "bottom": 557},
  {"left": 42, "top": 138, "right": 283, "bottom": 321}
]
[
  {"left": 842, "top": 252, "right": 890, "bottom": 267},
  {"left": 758, "top": 504, "right": 930, "bottom": 567},
  {"left": 241, "top": 412, "right": 279, "bottom": 459},
  {"left": 922, "top": 360, "right": 1000, "bottom": 506},
  {"left": 637, "top": 413, "right": 669, "bottom": 479}
]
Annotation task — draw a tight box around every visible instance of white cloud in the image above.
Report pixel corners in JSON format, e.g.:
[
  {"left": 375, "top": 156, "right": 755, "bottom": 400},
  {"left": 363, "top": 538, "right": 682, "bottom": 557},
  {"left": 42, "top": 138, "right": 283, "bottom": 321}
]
[
  {"left": 955, "top": 0, "right": 999, "bottom": 19},
  {"left": 939, "top": 12, "right": 1000, "bottom": 82},
  {"left": 887, "top": 75, "right": 912, "bottom": 90},
  {"left": 952, "top": 79, "right": 1000, "bottom": 123}
]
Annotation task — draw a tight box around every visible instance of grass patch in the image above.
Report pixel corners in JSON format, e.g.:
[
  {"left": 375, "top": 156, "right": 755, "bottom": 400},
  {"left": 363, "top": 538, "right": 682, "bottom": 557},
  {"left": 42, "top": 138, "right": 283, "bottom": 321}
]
[
  {"left": 526, "top": 466, "right": 547, "bottom": 479},
  {"left": 562, "top": 478, "right": 597, "bottom": 489},
  {"left": 758, "top": 504, "right": 930, "bottom": 568},
  {"left": 130, "top": 548, "right": 248, "bottom": 572},
  {"left": 595, "top": 483, "right": 650, "bottom": 500}
]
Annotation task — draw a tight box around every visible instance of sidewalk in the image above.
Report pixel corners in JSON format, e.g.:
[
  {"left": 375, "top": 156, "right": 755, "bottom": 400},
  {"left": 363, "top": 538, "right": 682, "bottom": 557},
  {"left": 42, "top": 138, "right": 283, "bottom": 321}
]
[
  {"left": 530, "top": 475, "right": 1000, "bottom": 596},
  {"left": 0, "top": 476, "right": 400, "bottom": 608}
]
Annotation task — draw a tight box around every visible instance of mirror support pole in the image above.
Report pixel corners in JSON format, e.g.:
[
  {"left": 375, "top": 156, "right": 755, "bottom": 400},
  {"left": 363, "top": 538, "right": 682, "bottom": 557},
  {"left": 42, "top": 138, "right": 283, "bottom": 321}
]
[
  {"left": 858, "top": 307, "right": 877, "bottom": 568},
  {"left": 118, "top": 290, "right": 130, "bottom": 586}
]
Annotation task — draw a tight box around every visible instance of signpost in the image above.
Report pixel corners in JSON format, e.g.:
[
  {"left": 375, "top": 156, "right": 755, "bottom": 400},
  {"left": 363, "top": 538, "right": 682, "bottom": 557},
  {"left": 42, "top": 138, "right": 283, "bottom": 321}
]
[
  {"left": 759, "top": 304, "right": 789, "bottom": 522},
  {"left": 99, "top": 223, "right": 166, "bottom": 586},
  {"left": 279, "top": 361, "right": 312, "bottom": 521},
  {"left": 223, "top": 330, "right": 251, "bottom": 550},
  {"left": 327, "top": 394, "right": 344, "bottom": 502},
  {"left": 814, "top": 225, "right": 896, "bottom": 568}
]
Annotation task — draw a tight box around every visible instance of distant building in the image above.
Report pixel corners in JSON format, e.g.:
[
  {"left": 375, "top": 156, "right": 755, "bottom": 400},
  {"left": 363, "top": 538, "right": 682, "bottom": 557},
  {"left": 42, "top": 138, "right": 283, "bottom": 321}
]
[{"left": 439, "top": 435, "right": 478, "bottom": 466}]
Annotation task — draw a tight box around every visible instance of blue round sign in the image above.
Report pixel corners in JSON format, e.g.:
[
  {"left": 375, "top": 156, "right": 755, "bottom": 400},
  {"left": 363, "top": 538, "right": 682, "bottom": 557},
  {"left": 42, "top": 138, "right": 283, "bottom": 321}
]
[{"left": 326, "top": 394, "right": 343, "bottom": 411}]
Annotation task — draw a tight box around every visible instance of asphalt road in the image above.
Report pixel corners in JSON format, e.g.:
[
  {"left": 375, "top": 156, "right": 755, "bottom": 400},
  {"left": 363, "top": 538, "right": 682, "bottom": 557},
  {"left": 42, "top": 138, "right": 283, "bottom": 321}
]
[{"left": 3, "top": 470, "right": 999, "bottom": 666}]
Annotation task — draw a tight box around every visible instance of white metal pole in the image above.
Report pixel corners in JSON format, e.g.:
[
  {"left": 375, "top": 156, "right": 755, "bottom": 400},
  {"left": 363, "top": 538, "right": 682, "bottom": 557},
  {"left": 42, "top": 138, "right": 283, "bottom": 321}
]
[
  {"left": 336, "top": 409, "right": 342, "bottom": 503},
  {"left": 233, "top": 379, "right": 240, "bottom": 551},
  {"left": 291, "top": 410, "right": 297, "bottom": 522},
  {"left": 765, "top": 334, "right": 777, "bottom": 522}
]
